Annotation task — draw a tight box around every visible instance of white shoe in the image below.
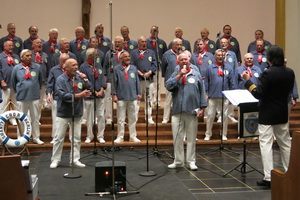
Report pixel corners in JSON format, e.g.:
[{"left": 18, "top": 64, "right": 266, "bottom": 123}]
[
  {"left": 33, "top": 139, "right": 44, "bottom": 145},
  {"left": 81, "top": 119, "right": 87, "bottom": 124},
  {"left": 204, "top": 136, "right": 211, "bottom": 141},
  {"left": 130, "top": 137, "right": 141, "bottom": 143},
  {"left": 106, "top": 119, "right": 112, "bottom": 125},
  {"left": 217, "top": 118, "right": 221, "bottom": 123},
  {"left": 50, "top": 139, "right": 55, "bottom": 144},
  {"left": 187, "top": 162, "right": 198, "bottom": 171},
  {"left": 70, "top": 161, "right": 86, "bottom": 168},
  {"left": 161, "top": 120, "right": 168, "bottom": 124},
  {"left": 98, "top": 138, "right": 105, "bottom": 143},
  {"left": 222, "top": 136, "right": 228, "bottom": 141},
  {"left": 85, "top": 138, "right": 91, "bottom": 143},
  {"left": 50, "top": 161, "right": 59, "bottom": 169},
  {"left": 148, "top": 119, "right": 155, "bottom": 124},
  {"left": 9, "top": 119, "right": 17, "bottom": 126},
  {"left": 114, "top": 137, "right": 124, "bottom": 143},
  {"left": 168, "top": 162, "right": 184, "bottom": 169}
]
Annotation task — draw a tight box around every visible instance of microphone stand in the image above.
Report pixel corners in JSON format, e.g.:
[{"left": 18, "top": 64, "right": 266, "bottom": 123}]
[
  {"left": 80, "top": 54, "right": 111, "bottom": 162},
  {"left": 139, "top": 75, "right": 156, "bottom": 177},
  {"left": 64, "top": 77, "right": 81, "bottom": 179},
  {"left": 205, "top": 50, "right": 238, "bottom": 156},
  {"left": 142, "top": 30, "right": 173, "bottom": 159},
  {"left": 85, "top": 2, "right": 138, "bottom": 199}
]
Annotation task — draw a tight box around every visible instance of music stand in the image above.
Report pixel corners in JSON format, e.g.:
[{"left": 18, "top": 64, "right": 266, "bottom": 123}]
[{"left": 222, "top": 90, "right": 263, "bottom": 176}]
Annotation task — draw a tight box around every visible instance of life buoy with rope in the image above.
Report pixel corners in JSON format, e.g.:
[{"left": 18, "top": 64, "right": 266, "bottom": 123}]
[{"left": 0, "top": 110, "right": 31, "bottom": 147}]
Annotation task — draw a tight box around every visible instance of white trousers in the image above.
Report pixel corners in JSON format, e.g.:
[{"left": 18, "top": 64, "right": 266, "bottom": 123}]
[
  {"left": 162, "top": 90, "right": 172, "bottom": 122},
  {"left": 0, "top": 88, "right": 17, "bottom": 113},
  {"left": 171, "top": 112, "right": 198, "bottom": 164},
  {"left": 137, "top": 81, "right": 153, "bottom": 120},
  {"left": 51, "top": 100, "right": 57, "bottom": 138},
  {"left": 85, "top": 98, "right": 105, "bottom": 140},
  {"left": 18, "top": 100, "right": 40, "bottom": 140},
  {"left": 151, "top": 70, "right": 163, "bottom": 103},
  {"left": 51, "top": 117, "right": 82, "bottom": 163},
  {"left": 117, "top": 100, "right": 138, "bottom": 139},
  {"left": 104, "top": 83, "right": 112, "bottom": 122},
  {"left": 258, "top": 123, "right": 291, "bottom": 181},
  {"left": 205, "top": 98, "right": 229, "bottom": 137}
]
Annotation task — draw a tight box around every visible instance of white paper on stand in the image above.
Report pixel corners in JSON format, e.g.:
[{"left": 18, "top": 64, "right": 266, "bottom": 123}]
[{"left": 222, "top": 89, "right": 259, "bottom": 106}]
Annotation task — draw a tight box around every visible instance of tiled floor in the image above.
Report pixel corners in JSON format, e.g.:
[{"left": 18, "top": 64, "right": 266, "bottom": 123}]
[{"left": 160, "top": 145, "right": 283, "bottom": 199}]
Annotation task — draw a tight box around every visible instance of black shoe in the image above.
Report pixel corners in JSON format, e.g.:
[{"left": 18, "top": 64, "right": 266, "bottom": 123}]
[{"left": 256, "top": 179, "right": 271, "bottom": 187}]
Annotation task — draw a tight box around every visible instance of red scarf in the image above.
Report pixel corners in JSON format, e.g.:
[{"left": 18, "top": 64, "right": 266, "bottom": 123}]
[
  {"left": 216, "top": 63, "right": 224, "bottom": 76},
  {"left": 203, "top": 38, "right": 209, "bottom": 51},
  {"left": 223, "top": 35, "right": 232, "bottom": 49},
  {"left": 77, "top": 38, "right": 83, "bottom": 50},
  {"left": 124, "top": 38, "right": 130, "bottom": 50},
  {"left": 4, "top": 51, "right": 14, "bottom": 65},
  {"left": 61, "top": 50, "right": 69, "bottom": 54},
  {"left": 65, "top": 71, "right": 78, "bottom": 92},
  {"left": 122, "top": 64, "right": 129, "bottom": 81},
  {"left": 197, "top": 50, "right": 206, "bottom": 65},
  {"left": 257, "top": 50, "right": 264, "bottom": 63},
  {"left": 139, "top": 49, "right": 145, "bottom": 59},
  {"left": 182, "top": 67, "right": 191, "bottom": 85},
  {"left": 246, "top": 65, "right": 253, "bottom": 77},
  {"left": 8, "top": 34, "right": 15, "bottom": 40},
  {"left": 115, "top": 48, "right": 122, "bottom": 62},
  {"left": 30, "top": 36, "right": 38, "bottom": 42},
  {"left": 22, "top": 62, "right": 32, "bottom": 79},
  {"left": 150, "top": 36, "right": 156, "bottom": 48},
  {"left": 35, "top": 51, "right": 43, "bottom": 63},
  {"left": 87, "top": 60, "right": 98, "bottom": 78},
  {"left": 49, "top": 40, "right": 57, "bottom": 52}
]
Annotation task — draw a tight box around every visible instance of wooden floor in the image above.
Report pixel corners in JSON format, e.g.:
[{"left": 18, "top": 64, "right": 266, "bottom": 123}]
[{"left": 1, "top": 100, "right": 300, "bottom": 154}]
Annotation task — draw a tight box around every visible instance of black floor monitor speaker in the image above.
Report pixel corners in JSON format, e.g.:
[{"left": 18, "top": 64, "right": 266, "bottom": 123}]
[{"left": 95, "top": 161, "right": 126, "bottom": 192}]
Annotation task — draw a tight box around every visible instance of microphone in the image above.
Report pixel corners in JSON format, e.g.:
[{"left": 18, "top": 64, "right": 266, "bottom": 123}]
[{"left": 76, "top": 70, "right": 88, "bottom": 82}]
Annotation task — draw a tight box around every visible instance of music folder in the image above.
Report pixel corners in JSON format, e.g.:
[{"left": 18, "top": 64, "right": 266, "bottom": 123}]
[{"left": 222, "top": 89, "right": 259, "bottom": 138}]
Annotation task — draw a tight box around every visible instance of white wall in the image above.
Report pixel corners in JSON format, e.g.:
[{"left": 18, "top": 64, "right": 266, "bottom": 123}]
[
  {"left": 0, "top": 0, "right": 275, "bottom": 59},
  {"left": 286, "top": 0, "right": 300, "bottom": 95}
]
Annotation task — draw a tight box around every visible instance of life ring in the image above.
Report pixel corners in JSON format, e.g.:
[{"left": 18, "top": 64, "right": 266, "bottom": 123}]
[{"left": 0, "top": 110, "right": 31, "bottom": 147}]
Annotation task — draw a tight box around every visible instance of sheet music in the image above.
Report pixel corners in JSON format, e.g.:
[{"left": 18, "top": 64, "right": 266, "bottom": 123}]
[{"left": 222, "top": 89, "right": 259, "bottom": 106}]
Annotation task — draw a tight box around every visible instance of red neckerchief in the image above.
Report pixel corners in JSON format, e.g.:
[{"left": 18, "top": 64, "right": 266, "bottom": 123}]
[
  {"left": 115, "top": 48, "right": 123, "bottom": 62},
  {"left": 122, "top": 63, "right": 129, "bottom": 81},
  {"left": 171, "top": 48, "right": 179, "bottom": 64},
  {"left": 203, "top": 38, "right": 209, "bottom": 51},
  {"left": 4, "top": 51, "right": 14, "bottom": 65},
  {"left": 34, "top": 51, "right": 43, "bottom": 63},
  {"left": 223, "top": 35, "right": 232, "bottom": 49},
  {"left": 197, "top": 50, "right": 206, "bottom": 65},
  {"left": 22, "top": 62, "right": 32, "bottom": 79},
  {"left": 245, "top": 64, "right": 253, "bottom": 77},
  {"left": 182, "top": 66, "right": 191, "bottom": 85},
  {"left": 64, "top": 71, "right": 78, "bottom": 92},
  {"left": 87, "top": 60, "right": 98, "bottom": 78},
  {"left": 97, "top": 36, "right": 103, "bottom": 47},
  {"left": 150, "top": 36, "right": 156, "bottom": 48},
  {"left": 49, "top": 40, "right": 57, "bottom": 52},
  {"left": 139, "top": 49, "right": 146, "bottom": 59},
  {"left": 257, "top": 50, "right": 264, "bottom": 63},
  {"left": 123, "top": 37, "right": 130, "bottom": 50},
  {"left": 61, "top": 50, "right": 69, "bottom": 54},
  {"left": 8, "top": 34, "right": 15, "bottom": 40},
  {"left": 30, "top": 36, "right": 38, "bottom": 42},
  {"left": 77, "top": 38, "right": 84, "bottom": 50},
  {"left": 216, "top": 62, "right": 224, "bottom": 76}
]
